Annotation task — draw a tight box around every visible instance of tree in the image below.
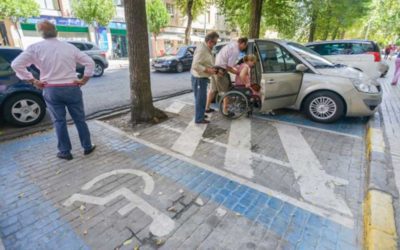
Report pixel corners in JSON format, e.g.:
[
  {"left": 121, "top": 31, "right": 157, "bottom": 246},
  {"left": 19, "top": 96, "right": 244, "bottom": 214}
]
[
  {"left": 124, "top": 0, "right": 167, "bottom": 124},
  {"left": 177, "top": 0, "right": 207, "bottom": 44},
  {"left": 146, "top": 0, "right": 170, "bottom": 56},
  {"left": 71, "top": 0, "right": 115, "bottom": 45},
  {"left": 0, "top": 0, "right": 39, "bottom": 46},
  {"left": 249, "top": 0, "right": 263, "bottom": 38}
]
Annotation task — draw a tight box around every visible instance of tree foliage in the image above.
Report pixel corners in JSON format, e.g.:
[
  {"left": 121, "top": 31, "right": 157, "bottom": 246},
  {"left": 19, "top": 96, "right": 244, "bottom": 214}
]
[
  {"left": 176, "top": 0, "right": 208, "bottom": 44},
  {"left": 146, "top": 0, "right": 170, "bottom": 39},
  {"left": 0, "top": 0, "right": 39, "bottom": 20},
  {"left": 71, "top": 0, "right": 115, "bottom": 26}
]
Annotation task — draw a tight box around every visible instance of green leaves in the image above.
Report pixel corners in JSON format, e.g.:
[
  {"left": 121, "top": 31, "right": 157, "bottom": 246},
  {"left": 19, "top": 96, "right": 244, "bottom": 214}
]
[
  {"left": 71, "top": 0, "right": 116, "bottom": 27},
  {"left": 176, "top": 0, "right": 208, "bottom": 20},
  {"left": 146, "top": 0, "right": 170, "bottom": 36},
  {"left": 0, "top": 0, "right": 39, "bottom": 20}
]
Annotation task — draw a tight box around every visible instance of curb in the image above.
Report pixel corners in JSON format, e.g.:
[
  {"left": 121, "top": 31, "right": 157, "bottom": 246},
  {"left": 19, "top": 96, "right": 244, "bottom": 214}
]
[{"left": 364, "top": 111, "right": 398, "bottom": 249}]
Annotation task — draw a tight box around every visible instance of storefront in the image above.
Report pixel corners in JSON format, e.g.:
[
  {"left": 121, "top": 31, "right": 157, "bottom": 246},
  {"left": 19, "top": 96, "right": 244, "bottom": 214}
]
[
  {"left": 18, "top": 16, "right": 90, "bottom": 48},
  {"left": 109, "top": 22, "right": 128, "bottom": 58}
]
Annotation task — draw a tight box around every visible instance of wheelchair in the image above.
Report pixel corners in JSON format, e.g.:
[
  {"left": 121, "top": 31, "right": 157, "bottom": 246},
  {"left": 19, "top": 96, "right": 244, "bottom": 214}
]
[{"left": 218, "top": 85, "right": 261, "bottom": 119}]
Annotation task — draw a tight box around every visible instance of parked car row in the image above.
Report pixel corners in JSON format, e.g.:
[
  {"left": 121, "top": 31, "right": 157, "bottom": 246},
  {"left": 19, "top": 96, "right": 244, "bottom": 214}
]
[{"left": 0, "top": 41, "right": 109, "bottom": 127}]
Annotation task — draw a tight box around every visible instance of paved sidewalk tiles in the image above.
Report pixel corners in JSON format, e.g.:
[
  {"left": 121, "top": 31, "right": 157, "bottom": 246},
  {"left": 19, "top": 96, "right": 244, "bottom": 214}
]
[{"left": 0, "top": 114, "right": 363, "bottom": 249}]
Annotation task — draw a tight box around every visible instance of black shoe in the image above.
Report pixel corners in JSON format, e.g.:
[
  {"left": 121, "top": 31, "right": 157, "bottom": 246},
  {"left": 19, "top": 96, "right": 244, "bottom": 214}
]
[
  {"left": 84, "top": 144, "right": 96, "bottom": 155},
  {"left": 57, "top": 152, "right": 73, "bottom": 161},
  {"left": 205, "top": 108, "right": 215, "bottom": 113},
  {"left": 195, "top": 120, "right": 210, "bottom": 124},
  {"left": 204, "top": 114, "right": 208, "bottom": 119},
  {"left": 226, "top": 112, "right": 235, "bottom": 118}
]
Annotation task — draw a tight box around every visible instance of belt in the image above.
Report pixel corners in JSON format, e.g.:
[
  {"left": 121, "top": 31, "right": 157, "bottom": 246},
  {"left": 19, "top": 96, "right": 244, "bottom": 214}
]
[{"left": 43, "top": 83, "right": 79, "bottom": 87}]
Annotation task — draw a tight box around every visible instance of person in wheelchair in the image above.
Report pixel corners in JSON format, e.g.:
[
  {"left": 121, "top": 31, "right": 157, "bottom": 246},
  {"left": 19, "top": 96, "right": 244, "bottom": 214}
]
[{"left": 234, "top": 54, "right": 261, "bottom": 107}]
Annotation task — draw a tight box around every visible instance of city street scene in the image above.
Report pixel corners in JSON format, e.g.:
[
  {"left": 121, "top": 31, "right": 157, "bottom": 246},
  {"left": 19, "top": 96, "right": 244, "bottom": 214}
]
[{"left": 0, "top": 0, "right": 399, "bottom": 249}]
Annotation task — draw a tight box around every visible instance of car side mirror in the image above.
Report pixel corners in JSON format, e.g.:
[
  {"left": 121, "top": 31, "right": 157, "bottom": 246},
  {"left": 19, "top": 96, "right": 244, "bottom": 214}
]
[{"left": 296, "top": 64, "right": 308, "bottom": 72}]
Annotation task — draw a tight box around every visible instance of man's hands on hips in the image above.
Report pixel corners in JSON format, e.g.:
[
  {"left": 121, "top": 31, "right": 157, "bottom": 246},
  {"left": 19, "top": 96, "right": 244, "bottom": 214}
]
[
  {"left": 73, "top": 76, "right": 90, "bottom": 86},
  {"left": 28, "top": 79, "right": 45, "bottom": 89}
]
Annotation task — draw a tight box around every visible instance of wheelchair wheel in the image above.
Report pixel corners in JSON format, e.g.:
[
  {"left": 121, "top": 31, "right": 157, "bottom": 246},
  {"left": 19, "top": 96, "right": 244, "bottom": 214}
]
[{"left": 219, "top": 91, "right": 249, "bottom": 119}]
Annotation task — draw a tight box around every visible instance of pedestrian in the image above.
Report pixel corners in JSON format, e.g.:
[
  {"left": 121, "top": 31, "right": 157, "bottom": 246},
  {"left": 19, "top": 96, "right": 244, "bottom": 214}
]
[
  {"left": 190, "top": 31, "right": 219, "bottom": 124},
  {"left": 11, "top": 20, "right": 96, "bottom": 160},
  {"left": 205, "top": 37, "right": 248, "bottom": 116},
  {"left": 384, "top": 45, "right": 390, "bottom": 60},
  {"left": 391, "top": 53, "right": 400, "bottom": 85}
]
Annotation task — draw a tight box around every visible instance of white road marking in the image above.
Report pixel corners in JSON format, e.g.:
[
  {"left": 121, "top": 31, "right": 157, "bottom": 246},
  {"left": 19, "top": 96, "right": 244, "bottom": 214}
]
[
  {"left": 63, "top": 169, "right": 175, "bottom": 237},
  {"left": 95, "top": 121, "right": 354, "bottom": 228},
  {"left": 158, "top": 123, "right": 348, "bottom": 185},
  {"left": 224, "top": 118, "right": 254, "bottom": 179},
  {"left": 81, "top": 169, "right": 154, "bottom": 195},
  {"left": 274, "top": 123, "right": 353, "bottom": 217},
  {"left": 254, "top": 114, "right": 362, "bottom": 140},
  {"left": 165, "top": 101, "right": 186, "bottom": 114},
  {"left": 171, "top": 117, "right": 210, "bottom": 157}
]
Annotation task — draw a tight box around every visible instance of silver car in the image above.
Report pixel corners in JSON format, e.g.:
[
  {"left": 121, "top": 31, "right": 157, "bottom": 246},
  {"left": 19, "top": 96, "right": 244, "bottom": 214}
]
[{"left": 242, "top": 39, "right": 382, "bottom": 123}]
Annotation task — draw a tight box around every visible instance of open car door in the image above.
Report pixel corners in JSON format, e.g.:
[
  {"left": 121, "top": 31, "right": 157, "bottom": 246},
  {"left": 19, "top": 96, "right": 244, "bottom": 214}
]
[{"left": 255, "top": 40, "right": 304, "bottom": 112}]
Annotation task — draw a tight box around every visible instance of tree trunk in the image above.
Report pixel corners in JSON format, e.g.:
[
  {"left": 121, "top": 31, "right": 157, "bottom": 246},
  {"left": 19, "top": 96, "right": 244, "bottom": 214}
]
[
  {"left": 331, "top": 25, "right": 339, "bottom": 40},
  {"left": 184, "top": 0, "right": 194, "bottom": 45},
  {"left": 308, "top": 10, "right": 318, "bottom": 42},
  {"left": 249, "top": 0, "right": 263, "bottom": 38},
  {"left": 124, "top": 0, "right": 167, "bottom": 124}
]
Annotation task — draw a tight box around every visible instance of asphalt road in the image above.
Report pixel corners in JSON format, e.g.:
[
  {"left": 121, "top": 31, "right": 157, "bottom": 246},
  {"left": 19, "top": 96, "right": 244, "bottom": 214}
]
[{"left": 0, "top": 67, "right": 192, "bottom": 139}]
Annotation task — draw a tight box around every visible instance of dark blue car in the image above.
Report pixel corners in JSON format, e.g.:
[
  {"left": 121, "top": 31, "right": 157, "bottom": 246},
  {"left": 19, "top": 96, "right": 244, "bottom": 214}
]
[
  {"left": 152, "top": 46, "right": 196, "bottom": 73},
  {"left": 0, "top": 47, "right": 46, "bottom": 126}
]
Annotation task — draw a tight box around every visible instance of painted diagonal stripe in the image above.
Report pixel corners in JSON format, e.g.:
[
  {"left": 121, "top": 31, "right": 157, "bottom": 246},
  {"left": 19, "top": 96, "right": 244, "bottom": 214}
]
[
  {"left": 224, "top": 118, "right": 254, "bottom": 179},
  {"left": 165, "top": 101, "right": 186, "bottom": 114},
  {"left": 172, "top": 119, "right": 209, "bottom": 157},
  {"left": 275, "top": 123, "right": 353, "bottom": 217}
]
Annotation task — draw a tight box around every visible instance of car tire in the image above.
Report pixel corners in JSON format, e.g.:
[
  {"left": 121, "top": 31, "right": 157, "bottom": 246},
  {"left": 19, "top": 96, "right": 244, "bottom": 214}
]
[
  {"left": 3, "top": 93, "right": 46, "bottom": 127},
  {"left": 93, "top": 61, "right": 104, "bottom": 77},
  {"left": 303, "top": 91, "right": 344, "bottom": 123},
  {"left": 176, "top": 63, "right": 183, "bottom": 73}
]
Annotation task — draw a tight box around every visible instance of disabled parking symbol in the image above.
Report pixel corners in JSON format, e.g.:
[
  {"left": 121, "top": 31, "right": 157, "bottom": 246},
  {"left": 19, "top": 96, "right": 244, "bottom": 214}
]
[{"left": 63, "top": 169, "right": 175, "bottom": 237}]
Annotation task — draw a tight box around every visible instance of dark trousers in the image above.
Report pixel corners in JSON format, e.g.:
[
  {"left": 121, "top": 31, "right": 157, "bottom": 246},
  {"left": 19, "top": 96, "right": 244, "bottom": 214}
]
[
  {"left": 43, "top": 86, "right": 92, "bottom": 154},
  {"left": 191, "top": 75, "right": 209, "bottom": 123}
]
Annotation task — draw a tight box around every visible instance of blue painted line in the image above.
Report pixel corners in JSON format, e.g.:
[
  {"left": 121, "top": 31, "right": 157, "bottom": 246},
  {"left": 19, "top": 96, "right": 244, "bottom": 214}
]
[
  {"left": 116, "top": 144, "right": 359, "bottom": 249},
  {"left": 210, "top": 103, "right": 367, "bottom": 137},
  {"left": 0, "top": 139, "right": 89, "bottom": 250}
]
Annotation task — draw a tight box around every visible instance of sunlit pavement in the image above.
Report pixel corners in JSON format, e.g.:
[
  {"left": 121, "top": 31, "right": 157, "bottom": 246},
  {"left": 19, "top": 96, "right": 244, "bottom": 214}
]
[{"left": 0, "top": 91, "right": 369, "bottom": 249}]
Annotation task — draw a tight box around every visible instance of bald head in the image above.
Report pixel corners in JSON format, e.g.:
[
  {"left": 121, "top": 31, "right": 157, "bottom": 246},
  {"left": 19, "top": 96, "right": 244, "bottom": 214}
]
[{"left": 37, "top": 20, "right": 58, "bottom": 39}]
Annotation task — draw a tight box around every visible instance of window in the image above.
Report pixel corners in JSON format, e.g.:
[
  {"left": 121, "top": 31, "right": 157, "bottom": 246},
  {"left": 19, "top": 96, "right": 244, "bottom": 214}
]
[
  {"left": 310, "top": 43, "right": 352, "bottom": 56},
  {"left": 0, "top": 55, "right": 13, "bottom": 77},
  {"left": 114, "top": 0, "right": 124, "bottom": 6},
  {"left": 166, "top": 3, "right": 174, "bottom": 16},
  {"left": 257, "top": 42, "right": 299, "bottom": 73},
  {"left": 70, "top": 42, "right": 86, "bottom": 51},
  {"left": 37, "top": 0, "right": 60, "bottom": 10},
  {"left": 351, "top": 43, "right": 375, "bottom": 54}
]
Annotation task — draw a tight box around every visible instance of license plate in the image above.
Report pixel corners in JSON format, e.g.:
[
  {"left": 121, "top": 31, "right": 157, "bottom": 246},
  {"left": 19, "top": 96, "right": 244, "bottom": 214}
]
[{"left": 154, "top": 63, "right": 162, "bottom": 67}]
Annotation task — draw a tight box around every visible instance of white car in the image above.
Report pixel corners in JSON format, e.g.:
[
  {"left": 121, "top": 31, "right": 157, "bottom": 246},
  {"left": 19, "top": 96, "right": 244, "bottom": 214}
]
[{"left": 306, "top": 40, "right": 387, "bottom": 79}]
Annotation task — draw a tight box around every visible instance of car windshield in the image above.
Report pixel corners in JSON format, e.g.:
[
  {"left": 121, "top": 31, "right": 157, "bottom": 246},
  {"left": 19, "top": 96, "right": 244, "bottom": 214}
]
[
  {"left": 166, "top": 47, "right": 186, "bottom": 57},
  {"left": 287, "top": 42, "right": 336, "bottom": 68}
]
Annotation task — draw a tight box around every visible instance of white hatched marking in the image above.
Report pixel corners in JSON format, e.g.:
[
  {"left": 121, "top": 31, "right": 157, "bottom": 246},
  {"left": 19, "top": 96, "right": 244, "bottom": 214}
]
[
  {"left": 275, "top": 123, "right": 352, "bottom": 217},
  {"left": 95, "top": 120, "right": 354, "bottom": 228},
  {"left": 171, "top": 116, "right": 210, "bottom": 157},
  {"left": 165, "top": 101, "right": 186, "bottom": 114},
  {"left": 224, "top": 118, "right": 254, "bottom": 178}
]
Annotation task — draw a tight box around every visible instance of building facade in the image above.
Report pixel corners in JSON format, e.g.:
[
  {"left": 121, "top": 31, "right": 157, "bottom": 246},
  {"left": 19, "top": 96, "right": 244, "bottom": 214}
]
[{"left": 3, "top": 0, "right": 237, "bottom": 58}]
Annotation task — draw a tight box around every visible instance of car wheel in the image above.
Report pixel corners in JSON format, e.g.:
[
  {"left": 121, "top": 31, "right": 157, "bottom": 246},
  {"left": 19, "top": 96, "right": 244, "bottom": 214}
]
[
  {"left": 93, "top": 61, "right": 104, "bottom": 77},
  {"left": 3, "top": 93, "right": 46, "bottom": 126},
  {"left": 176, "top": 63, "right": 183, "bottom": 73},
  {"left": 303, "top": 91, "right": 344, "bottom": 123}
]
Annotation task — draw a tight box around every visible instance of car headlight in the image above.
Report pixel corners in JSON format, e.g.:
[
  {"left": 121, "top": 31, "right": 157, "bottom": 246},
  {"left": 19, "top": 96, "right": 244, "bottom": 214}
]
[{"left": 350, "top": 78, "right": 379, "bottom": 93}]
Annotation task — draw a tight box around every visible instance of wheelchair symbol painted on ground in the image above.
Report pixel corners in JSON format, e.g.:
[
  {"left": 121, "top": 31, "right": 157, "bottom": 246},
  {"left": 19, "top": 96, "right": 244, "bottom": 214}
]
[{"left": 63, "top": 169, "right": 175, "bottom": 237}]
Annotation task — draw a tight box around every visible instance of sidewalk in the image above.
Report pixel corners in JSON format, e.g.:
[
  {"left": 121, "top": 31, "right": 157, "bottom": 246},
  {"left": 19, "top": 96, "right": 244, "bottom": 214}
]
[{"left": 0, "top": 92, "right": 370, "bottom": 249}]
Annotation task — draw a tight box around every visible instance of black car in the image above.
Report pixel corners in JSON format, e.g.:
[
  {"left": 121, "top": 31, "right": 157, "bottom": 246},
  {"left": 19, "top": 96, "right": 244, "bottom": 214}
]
[
  {"left": 152, "top": 46, "right": 196, "bottom": 73},
  {"left": 0, "top": 47, "right": 46, "bottom": 126}
]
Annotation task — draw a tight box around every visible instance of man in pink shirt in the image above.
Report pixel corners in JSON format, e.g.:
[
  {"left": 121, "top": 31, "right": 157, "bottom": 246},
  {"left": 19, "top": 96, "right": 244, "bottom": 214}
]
[{"left": 11, "top": 20, "right": 96, "bottom": 160}]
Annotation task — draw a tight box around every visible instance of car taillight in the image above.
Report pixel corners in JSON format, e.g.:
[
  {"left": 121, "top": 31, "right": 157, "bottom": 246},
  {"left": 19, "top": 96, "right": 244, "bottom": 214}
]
[
  {"left": 100, "top": 52, "right": 107, "bottom": 58},
  {"left": 367, "top": 52, "right": 381, "bottom": 62}
]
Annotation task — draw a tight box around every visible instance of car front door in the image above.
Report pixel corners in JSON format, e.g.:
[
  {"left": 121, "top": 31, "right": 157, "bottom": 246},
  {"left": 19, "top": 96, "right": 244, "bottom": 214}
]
[{"left": 255, "top": 41, "right": 303, "bottom": 112}]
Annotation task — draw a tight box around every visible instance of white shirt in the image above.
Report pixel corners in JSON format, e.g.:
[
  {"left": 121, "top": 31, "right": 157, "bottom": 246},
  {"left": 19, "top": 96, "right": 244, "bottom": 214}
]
[
  {"left": 215, "top": 42, "right": 240, "bottom": 69},
  {"left": 11, "top": 38, "right": 95, "bottom": 84}
]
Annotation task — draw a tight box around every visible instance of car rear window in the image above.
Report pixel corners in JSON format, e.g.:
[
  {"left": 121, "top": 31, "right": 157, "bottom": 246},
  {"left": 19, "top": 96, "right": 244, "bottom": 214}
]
[
  {"left": 308, "top": 42, "right": 379, "bottom": 55},
  {"left": 70, "top": 42, "right": 86, "bottom": 51}
]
